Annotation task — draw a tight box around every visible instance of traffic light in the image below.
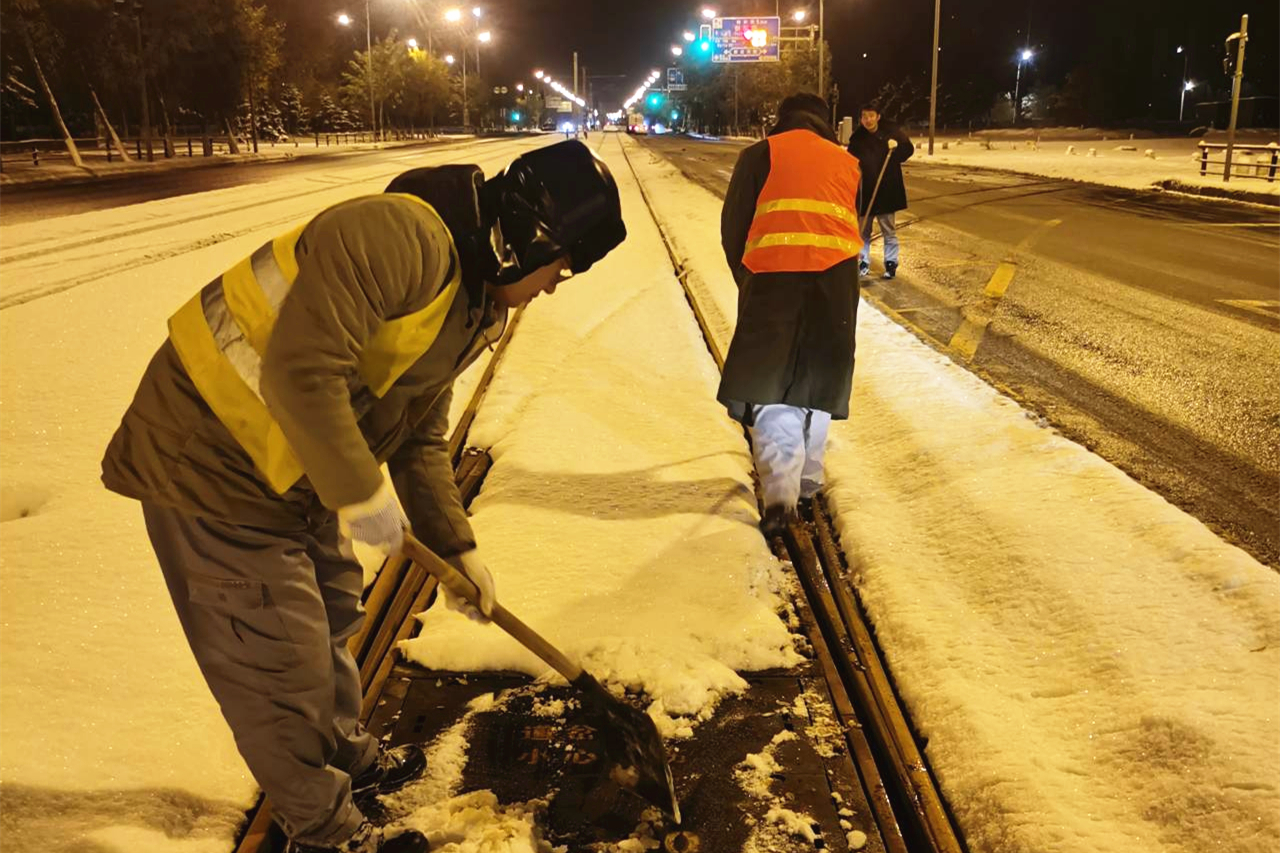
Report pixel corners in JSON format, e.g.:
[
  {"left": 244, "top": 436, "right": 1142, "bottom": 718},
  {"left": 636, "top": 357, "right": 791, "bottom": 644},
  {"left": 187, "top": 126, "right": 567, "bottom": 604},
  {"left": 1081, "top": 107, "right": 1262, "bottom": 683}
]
[
  {"left": 647, "top": 92, "right": 664, "bottom": 109},
  {"left": 696, "top": 38, "right": 712, "bottom": 56},
  {"left": 511, "top": 111, "right": 521, "bottom": 122}
]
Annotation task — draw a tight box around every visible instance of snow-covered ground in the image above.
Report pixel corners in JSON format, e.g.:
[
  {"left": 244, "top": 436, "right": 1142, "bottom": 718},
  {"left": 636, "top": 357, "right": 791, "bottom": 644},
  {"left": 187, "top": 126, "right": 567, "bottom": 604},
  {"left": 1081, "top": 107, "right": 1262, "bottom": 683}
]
[
  {"left": 4, "top": 125, "right": 1277, "bottom": 853},
  {"left": 0, "top": 136, "right": 548, "bottom": 852},
  {"left": 920, "top": 135, "right": 1280, "bottom": 198},
  {"left": 623, "top": 134, "right": 1280, "bottom": 853}
]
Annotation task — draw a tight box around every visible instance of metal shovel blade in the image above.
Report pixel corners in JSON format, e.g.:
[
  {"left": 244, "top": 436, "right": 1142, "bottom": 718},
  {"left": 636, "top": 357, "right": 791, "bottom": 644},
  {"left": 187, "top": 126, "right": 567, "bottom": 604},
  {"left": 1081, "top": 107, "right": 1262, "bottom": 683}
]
[{"left": 574, "top": 671, "right": 681, "bottom": 824}]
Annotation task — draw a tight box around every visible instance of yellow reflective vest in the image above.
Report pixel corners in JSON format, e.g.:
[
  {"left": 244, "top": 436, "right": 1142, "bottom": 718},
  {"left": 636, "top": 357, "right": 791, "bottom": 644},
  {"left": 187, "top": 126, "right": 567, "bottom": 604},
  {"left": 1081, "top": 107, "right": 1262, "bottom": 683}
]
[{"left": 167, "top": 194, "right": 462, "bottom": 494}]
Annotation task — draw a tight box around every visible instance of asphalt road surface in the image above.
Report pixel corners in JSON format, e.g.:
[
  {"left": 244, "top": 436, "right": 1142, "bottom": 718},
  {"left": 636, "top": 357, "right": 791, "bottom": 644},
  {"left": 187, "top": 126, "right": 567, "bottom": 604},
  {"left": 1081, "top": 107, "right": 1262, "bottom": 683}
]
[{"left": 638, "top": 133, "right": 1280, "bottom": 569}]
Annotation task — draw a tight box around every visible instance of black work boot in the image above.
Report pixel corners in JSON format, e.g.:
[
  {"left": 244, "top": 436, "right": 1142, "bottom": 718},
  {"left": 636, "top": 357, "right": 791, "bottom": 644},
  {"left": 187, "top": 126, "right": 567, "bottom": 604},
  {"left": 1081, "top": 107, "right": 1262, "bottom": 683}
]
[
  {"left": 287, "top": 821, "right": 428, "bottom": 853},
  {"left": 858, "top": 259, "right": 871, "bottom": 279},
  {"left": 352, "top": 745, "right": 427, "bottom": 801},
  {"left": 760, "top": 504, "right": 797, "bottom": 539},
  {"left": 882, "top": 260, "right": 898, "bottom": 279}
]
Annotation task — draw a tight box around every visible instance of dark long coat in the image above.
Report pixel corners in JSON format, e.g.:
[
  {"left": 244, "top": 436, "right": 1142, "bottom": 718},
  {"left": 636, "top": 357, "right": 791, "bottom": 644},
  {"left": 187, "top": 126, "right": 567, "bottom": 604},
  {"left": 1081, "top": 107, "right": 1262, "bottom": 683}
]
[
  {"left": 717, "top": 110, "right": 860, "bottom": 422},
  {"left": 847, "top": 119, "right": 914, "bottom": 216}
]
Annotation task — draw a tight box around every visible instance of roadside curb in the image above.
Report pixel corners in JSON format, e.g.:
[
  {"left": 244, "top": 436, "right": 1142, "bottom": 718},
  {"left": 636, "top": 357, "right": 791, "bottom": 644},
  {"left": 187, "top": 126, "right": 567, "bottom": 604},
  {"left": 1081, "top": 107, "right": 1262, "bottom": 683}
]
[{"left": 1154, "top": 178, "right": 1280, "bottom": 208}]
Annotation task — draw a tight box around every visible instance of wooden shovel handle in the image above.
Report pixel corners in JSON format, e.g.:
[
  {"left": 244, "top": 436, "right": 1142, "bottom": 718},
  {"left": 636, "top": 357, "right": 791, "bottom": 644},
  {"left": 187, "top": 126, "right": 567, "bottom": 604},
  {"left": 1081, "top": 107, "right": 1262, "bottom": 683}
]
[{"left": 399, "top": 532, "right": 583, "bottom": 683}]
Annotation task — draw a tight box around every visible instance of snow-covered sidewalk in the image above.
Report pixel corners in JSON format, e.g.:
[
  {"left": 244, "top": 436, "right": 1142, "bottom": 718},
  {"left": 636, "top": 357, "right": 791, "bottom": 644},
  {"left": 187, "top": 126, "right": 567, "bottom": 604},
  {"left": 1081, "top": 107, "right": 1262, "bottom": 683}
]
[
  {"left": 919, "top": 135, "right": 1280, "bottom": 201},
  {"left": 624, "top": 133, "right": 1280, "bottom": 853}
]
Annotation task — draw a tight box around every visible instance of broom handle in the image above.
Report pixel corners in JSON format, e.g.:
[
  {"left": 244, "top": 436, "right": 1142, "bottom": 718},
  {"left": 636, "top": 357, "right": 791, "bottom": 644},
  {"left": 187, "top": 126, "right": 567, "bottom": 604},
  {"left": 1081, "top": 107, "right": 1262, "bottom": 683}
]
[
  {"left": 859, "top": 138, "right": 899, "bottom": 237},
  {"left": 400, "top": 533, "right": 583, "bottom": 682}
]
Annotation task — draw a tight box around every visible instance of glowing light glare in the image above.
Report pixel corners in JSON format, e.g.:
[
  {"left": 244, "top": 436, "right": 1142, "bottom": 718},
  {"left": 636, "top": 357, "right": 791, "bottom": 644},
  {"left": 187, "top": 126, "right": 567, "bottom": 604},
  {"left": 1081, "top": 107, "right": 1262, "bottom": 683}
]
[
  {"left": 743, "top": 27, "right": 767, "bottom": 48},
  {"left": 472, "top": 6, "right": 482, "bottom": 17},
  {"left": 534, "top": 69, "right": 544, "bottom": 79},
  {"left": 445, "top": 54, "right": 455, "bottom": 64},
  {"left": 478, "top": 30, "right": 491, "bottom": 42},
  {"left": 792, "top": 9, "right": 806, "bottom": 22},
  {"left": 1020, "top": 49, "right": 1033, "bottom": 62},
  {"left": 1176, "top": 45, "right": 1184, "bottom": 54},
  {"left": 407, "top": 38, "right": 418, "bottom": 48},
  {"left": 671, "top": 45, "right": 683, "bottom": 56},
  {"left": 444, "top": 8, "right": 462, "bottom": 23},
  {"left": 516, "top": 83, "right": 525, "bottom": 92},
  {"left": 337, "top": 12, "right": 352, "bottom": 25},
  {"left": 683, "top": 30, "right": 695, "bottom": 42},
  {"left": 701, "top": 7, "right": 716, "bottom": 20},
  {"left": 1184, "top": 80, "right": 1196, "bottom": 91}
]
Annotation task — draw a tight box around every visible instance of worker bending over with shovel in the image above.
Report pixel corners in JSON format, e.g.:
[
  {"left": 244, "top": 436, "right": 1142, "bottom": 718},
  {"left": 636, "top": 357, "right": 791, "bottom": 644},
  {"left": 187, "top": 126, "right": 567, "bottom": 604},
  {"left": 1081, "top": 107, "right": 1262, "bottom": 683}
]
[
  {"left": 101, "top": 141, "right": 626, "bottom": 853},
  {"left": 719, "top": 92, "right": 864, "bottom": 537}
]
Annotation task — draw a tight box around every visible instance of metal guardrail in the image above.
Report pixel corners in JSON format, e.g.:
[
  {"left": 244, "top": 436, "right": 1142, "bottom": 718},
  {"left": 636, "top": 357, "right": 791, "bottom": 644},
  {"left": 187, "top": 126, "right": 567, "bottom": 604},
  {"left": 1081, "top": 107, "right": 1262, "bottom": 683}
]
[{"left": 1198, "top": 140, "right": 1280, "bottom": 182}]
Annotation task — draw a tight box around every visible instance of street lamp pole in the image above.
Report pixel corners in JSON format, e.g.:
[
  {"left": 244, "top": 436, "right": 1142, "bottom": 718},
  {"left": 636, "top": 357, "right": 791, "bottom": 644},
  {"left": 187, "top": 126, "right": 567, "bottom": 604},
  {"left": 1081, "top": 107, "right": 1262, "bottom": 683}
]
[
  {"left": 1177, "top": 47, "right": 1190, "bottom": 121},
  {"left": 364, "top": 0, "right": 377, "bottom": 140},
  {"left": 1223, "top": 13, "right": 1249, "bottom": 183},
  {"left": 927, "top": 0, "right": 940, "bottom": 154},
  {"left": 817, "top": 0, "right": 825, "bottom": 99},
  {"left": 1013, "top": 50, "right": 1031, "bottom": 125}
]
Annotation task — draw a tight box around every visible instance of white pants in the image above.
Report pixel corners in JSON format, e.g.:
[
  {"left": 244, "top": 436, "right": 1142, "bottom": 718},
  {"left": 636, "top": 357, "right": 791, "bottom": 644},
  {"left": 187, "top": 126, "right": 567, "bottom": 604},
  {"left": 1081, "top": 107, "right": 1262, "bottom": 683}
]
[{"left": 748, "top": 404, "right": 832, "bottom": 511}]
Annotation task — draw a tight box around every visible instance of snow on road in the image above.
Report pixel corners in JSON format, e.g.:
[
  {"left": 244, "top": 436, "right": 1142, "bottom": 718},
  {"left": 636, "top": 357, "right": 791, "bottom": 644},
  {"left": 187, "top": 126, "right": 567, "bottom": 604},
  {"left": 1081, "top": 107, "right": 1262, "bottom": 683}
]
[
  {"left": 623, "top": 133, "right": 1280, "bottom": 853},
  {"left": 0, "top": 137, "right": 547, "bottom": 853}
]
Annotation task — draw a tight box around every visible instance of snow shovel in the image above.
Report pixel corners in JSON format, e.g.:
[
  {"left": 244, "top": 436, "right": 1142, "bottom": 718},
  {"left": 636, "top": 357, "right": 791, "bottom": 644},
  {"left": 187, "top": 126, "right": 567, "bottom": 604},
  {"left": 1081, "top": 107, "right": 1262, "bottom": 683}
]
[
  {"left": 399, "top": 533, "right": 681, "bottom": 824},
  {"left": 858, "top": 137, "right": 899, "bottom": 238}
]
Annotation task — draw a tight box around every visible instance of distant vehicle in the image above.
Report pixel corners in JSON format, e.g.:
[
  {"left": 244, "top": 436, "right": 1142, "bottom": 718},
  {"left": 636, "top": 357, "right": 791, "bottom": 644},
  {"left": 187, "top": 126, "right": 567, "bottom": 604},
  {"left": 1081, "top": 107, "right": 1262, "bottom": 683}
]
[{"left": 540, "top": 119, "right": 557, "bottom": 132}]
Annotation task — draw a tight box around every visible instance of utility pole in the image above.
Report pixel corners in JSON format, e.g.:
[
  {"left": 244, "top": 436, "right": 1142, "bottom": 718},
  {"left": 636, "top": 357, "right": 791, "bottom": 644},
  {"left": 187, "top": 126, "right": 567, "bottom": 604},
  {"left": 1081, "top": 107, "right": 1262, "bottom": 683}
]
[
  {"left": 817, "top": 0, "right": 825, "bottom": 99},
  {"left": 462, "top": 44, "right": 469, "bottom": 126},
  {"left": 1222, "top": 14, "right": 1248, "bottom": 182},
  {"left": 365, "top": 0, "right": 377, "bottom": 140},
  {"left": 573, "top": 51, "right": 580, "bottom": 127},
  {"left": 927, "top": 0, "right": 940, "bottom": 154}
]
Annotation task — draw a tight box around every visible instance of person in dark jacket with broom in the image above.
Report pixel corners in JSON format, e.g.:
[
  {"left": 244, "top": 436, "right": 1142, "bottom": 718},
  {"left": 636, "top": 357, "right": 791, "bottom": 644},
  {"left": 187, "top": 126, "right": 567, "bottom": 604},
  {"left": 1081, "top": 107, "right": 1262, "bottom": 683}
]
[
  {"left": 719, "top": 92, "right": 863, "bottom": 536},
  {"left": 847, "top": 101, "right": 914, "bottom": 279}
]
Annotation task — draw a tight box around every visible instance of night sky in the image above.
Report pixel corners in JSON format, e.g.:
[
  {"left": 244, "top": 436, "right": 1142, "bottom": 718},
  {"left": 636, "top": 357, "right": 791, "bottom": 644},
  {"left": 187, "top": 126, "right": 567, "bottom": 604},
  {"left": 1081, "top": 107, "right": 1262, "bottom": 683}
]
[{"left": 275, "top": 0, "right": 1277, "bottom": 121}]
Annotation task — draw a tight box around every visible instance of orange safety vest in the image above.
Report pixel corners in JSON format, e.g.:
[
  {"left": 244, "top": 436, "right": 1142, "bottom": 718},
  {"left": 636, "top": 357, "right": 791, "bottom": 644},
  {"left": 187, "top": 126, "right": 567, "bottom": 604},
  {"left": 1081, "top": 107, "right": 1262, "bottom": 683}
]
[{"left": 742, "top": 129, "right": 863, "bottom": 274}]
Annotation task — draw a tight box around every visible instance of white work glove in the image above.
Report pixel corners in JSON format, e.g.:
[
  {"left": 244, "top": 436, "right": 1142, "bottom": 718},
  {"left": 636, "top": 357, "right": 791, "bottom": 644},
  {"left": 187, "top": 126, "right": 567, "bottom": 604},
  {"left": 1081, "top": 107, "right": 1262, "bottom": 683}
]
[
  {"left": 443, "top": 549, "right": 496, "bottom": 624},
  {"left": 337, "top": 478, "right": 409, "bottom": 556}
]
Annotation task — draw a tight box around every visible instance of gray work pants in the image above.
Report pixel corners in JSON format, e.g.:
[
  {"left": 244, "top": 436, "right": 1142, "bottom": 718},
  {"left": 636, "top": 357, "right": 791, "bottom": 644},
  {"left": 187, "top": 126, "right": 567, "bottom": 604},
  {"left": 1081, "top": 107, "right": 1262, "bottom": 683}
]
[{"left": 142, "top": 501, "right": 378, "bottom": 846}]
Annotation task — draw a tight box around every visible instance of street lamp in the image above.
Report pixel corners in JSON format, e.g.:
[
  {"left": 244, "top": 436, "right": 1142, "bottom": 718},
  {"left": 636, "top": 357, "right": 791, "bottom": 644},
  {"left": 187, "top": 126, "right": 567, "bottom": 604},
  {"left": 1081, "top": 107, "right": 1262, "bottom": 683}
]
[
  {"left": 682, "top": 30, "right": 695, "bottom": 42},
  {"left": 701, "top": 7, "right": 716, "bottom": 20},
  {"left": 671, "top": 45, "right": 683, "bottom": 56},
  {"left": 444, "top": 7, "right": 461, "bottom": 22},
  {"left": 1176, "top": 46, "right": 1191, "bottom": 122},
  {"left": 475, "top": 29, "right": 490, "bottom": 75},
  {"left": 792, "top": 9, "right": 806, "bottom": 22},
  {"left": 336, "top": 7, "right": 377, "bottom": 140},
  {"left": 1013, "top": 48, "right": 1034, "bottom": 125},
  {"left": 445, "top": 53, "right": 455, "bottom": 64},
  {"left": 534, "top": 69, "right": 544, "bottom": 79},
  {"left": 516, "top": 83, "right": 525, "bottom": 92},
  {"left": 407, "top": 37, "right": 418, "bottom": 49}
]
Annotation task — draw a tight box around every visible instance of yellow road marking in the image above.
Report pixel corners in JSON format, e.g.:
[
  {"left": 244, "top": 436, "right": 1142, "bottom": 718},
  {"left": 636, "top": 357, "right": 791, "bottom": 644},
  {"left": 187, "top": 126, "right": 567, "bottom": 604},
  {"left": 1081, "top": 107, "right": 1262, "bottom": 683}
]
[
  {"left": 1015, "top": 218, "right": 1063, "bottom": 252},
  {"left": 1218, "top": 299, "right": 1280, "bottom": 319},
  {"left": 982, "top": 262, "right": 1018, "bottom": 298},
  {"left": 947, "top": 219, "right": 1061, "bottom": 360}
]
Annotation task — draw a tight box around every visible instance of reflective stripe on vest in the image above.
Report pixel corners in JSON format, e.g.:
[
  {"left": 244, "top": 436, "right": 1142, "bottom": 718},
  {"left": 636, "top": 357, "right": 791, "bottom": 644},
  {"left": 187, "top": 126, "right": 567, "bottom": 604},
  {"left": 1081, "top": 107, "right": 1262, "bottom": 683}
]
[
  {"left": 168, "top": 194, "right": 462, "bottom": 494},
  {"left": 742, "top": 130, "right": 863, "bottom": 274}
]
